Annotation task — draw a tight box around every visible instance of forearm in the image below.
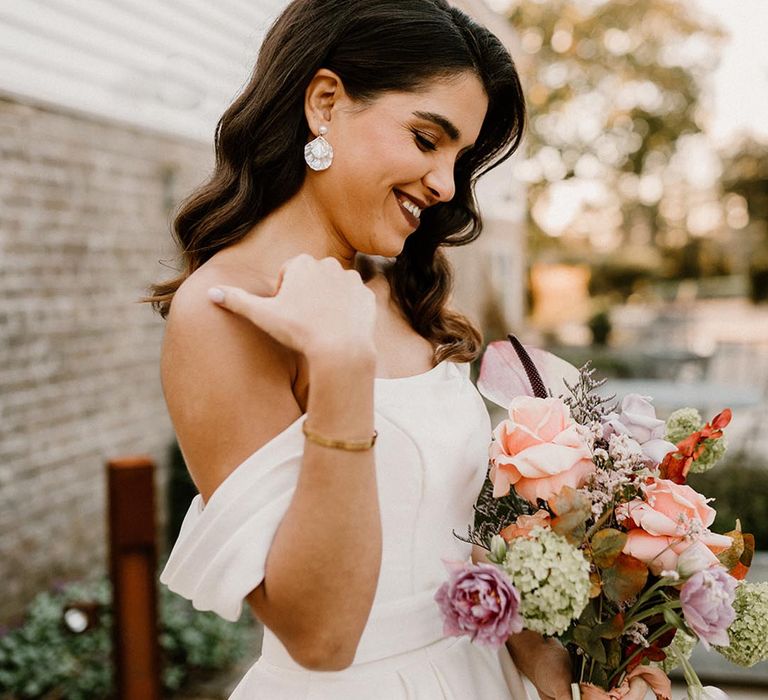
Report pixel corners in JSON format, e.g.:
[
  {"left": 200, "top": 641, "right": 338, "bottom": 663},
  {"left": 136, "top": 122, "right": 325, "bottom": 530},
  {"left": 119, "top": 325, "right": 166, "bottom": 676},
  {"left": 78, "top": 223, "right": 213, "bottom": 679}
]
[{"left": 253, "top": 348, "right": 381, "bottom": 666}]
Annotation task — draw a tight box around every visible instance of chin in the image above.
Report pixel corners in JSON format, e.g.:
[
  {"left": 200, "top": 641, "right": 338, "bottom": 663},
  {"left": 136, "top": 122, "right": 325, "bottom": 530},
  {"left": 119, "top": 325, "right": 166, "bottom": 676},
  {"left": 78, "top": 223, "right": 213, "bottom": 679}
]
[{"left": 363, "top": 231, "right": 409, "bottom": 259}]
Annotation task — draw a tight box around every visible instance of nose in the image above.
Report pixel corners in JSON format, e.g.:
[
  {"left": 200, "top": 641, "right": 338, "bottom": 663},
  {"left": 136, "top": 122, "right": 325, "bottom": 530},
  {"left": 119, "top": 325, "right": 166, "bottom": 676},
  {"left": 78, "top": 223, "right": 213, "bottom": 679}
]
[{"left": 422, "top": 159, "right": 456, "bottom": 203}]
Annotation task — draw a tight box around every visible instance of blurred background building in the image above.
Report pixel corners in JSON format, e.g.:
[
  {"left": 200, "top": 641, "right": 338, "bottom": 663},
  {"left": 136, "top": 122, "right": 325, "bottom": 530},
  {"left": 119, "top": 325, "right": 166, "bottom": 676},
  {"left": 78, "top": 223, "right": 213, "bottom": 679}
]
[{"left": 0, "top": 0, "right": 287, "bottom": 622}]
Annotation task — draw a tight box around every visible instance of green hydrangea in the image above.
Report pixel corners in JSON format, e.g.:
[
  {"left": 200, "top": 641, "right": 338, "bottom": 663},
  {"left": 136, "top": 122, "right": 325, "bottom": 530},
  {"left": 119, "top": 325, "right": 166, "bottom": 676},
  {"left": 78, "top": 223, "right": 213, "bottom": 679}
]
[
  {"left": 501, "top": 526, "right": 590, "bottom": 636},
  {"left": 658, "top": 630, "right": 697, "bottom": 673},
  {"left": 715, "top": 581, "right": 768, "bottom": 667},
  {"left": 689, "top": 436, "right": 727, "bottom": 473},
  {"left": 664, "top": 407, "right": 727, "bottom": 473},
  {"left": 665, "top": 408, "right": 703, "bottom": 444}
]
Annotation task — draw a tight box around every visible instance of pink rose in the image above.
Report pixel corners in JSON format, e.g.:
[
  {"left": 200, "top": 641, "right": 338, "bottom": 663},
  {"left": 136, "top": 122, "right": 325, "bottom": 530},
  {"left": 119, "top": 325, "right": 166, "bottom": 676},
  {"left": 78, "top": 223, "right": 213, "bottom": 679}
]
[
  {"left": 434, "top": 560, "right": 523, "bottom": 647},
  {"left": 616, "top": 478, "right": 732, "bottom": 575},
  {"left": 489, "top": 395, "right": 595, "bottom": 504}
]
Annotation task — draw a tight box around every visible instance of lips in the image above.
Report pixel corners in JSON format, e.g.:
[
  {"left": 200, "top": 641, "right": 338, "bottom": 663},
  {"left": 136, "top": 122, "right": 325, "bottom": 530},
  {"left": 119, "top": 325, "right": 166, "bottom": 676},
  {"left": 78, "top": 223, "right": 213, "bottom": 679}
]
[{"left": 393, "top": 190, "right": 423, "bottom": 229}]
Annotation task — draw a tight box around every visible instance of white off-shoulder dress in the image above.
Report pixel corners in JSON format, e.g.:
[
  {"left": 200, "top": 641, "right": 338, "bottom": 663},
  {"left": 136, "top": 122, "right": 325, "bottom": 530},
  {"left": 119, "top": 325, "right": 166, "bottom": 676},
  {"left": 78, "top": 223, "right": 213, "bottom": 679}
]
[{"left": 160, "top": 359, "right": 530, "bottom": 699}]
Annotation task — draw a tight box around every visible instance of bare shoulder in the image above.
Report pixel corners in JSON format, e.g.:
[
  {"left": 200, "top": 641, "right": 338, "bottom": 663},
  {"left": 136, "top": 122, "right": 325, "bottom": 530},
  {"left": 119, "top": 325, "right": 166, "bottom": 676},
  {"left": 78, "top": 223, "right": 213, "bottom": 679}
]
[{"left": 161, "top": 263, "right": 302, "bottom": 502}]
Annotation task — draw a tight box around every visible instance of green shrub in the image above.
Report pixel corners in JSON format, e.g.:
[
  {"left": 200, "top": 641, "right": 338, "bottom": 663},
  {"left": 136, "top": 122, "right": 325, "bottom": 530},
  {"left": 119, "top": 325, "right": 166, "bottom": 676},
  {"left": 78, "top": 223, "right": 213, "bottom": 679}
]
[{"left": 0, "top": 575, "right": 253, "bottom": 698}]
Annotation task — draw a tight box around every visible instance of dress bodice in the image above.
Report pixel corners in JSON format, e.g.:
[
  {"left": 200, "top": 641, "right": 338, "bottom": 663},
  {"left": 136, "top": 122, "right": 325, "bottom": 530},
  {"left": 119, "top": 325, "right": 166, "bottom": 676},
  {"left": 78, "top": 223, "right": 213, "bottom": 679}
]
[
  {"left": 367, "top": 360, "right": 491, "bottom": 602},
  {"left": 160, "top": 359, "right": 493, "bottom": 665}
]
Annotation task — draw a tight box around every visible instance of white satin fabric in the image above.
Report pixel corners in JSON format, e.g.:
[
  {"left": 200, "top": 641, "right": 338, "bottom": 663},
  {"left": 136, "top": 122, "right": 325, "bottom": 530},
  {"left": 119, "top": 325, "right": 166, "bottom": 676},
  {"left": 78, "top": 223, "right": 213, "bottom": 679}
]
[{"left": 161, "top": 359, "right": 529, "bottom": 699}]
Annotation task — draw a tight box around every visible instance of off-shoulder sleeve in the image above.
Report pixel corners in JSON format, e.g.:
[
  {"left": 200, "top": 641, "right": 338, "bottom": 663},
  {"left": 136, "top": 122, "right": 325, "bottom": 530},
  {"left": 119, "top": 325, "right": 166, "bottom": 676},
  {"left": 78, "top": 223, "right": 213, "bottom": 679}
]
[{"left": 159, "top": 418, "right": 305, "bottom": 622}]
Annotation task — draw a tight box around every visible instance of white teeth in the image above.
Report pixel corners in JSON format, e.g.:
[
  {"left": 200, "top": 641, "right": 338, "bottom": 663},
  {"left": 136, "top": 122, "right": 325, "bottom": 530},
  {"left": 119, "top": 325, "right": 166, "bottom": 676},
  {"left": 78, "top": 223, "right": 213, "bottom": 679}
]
[{"left": 397, "top": 194, "right": 421, "bottom": 219}]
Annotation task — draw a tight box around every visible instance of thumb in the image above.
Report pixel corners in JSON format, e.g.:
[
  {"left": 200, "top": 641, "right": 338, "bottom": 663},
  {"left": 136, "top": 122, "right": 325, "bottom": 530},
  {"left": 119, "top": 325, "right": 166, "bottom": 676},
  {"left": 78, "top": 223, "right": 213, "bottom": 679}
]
[{"left": 207, "top": 285, "right": 276, "bottom": 328}]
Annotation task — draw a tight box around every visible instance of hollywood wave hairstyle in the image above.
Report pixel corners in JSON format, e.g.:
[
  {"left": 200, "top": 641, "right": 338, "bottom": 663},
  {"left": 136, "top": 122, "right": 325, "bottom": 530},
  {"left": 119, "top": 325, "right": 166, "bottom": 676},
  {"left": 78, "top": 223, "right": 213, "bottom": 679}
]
[{"left": 143, "top": 0, "right": 526, "bottom": 363}]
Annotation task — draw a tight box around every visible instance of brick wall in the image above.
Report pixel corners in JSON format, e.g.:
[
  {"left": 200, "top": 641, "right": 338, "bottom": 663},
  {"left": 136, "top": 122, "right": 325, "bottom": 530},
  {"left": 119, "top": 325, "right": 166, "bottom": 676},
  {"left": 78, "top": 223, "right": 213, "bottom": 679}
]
[{"left": 0, "top": 97, "right": 212, "bottom": 621}]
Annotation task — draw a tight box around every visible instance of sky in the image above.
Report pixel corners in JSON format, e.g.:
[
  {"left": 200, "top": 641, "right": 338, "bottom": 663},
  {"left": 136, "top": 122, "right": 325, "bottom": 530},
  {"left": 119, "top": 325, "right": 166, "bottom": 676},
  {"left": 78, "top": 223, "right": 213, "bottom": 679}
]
[{"left": 692, "top": 0, "right": 768, "bottom": 145}]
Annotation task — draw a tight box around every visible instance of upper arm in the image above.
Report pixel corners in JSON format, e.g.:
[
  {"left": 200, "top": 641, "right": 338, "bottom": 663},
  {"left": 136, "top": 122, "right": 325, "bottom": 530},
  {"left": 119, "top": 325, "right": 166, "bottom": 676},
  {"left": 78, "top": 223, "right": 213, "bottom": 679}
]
[{"left": 161, "top": 275, "right": 303, "bottom": 503}]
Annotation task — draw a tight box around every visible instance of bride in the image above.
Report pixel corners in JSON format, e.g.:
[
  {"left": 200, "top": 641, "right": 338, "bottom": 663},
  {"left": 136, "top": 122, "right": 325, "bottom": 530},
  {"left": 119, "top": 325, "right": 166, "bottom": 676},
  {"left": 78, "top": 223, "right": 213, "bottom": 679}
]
[{"left": 147, "top": 1, "right": 647, "bottom": 698}]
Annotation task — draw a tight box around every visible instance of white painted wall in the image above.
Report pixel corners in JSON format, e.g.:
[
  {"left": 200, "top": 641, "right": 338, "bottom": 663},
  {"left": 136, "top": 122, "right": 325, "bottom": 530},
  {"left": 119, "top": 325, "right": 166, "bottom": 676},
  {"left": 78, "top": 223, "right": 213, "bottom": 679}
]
[{"left": 0, "top": 0, "right": 286, "bottom": 141}]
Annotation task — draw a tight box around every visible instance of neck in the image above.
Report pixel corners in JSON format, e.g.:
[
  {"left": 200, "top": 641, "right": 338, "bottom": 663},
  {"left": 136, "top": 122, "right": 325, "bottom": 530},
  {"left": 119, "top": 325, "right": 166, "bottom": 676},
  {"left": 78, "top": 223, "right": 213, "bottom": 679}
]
[{"left": 219, "top": 181, "right": 358, "bottom": 276}]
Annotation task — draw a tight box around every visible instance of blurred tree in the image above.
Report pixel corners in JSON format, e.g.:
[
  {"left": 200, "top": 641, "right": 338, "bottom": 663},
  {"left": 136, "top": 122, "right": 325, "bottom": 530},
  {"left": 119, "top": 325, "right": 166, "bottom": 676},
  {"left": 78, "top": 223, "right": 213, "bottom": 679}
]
[
  {"left": 721, "top": 137, "right": 768, "bottom": 301},
  {"left": 723, "top": 137, "right": 768, "bottom": 221},
  {"left": 723, "top": 137, "right": 768, "bottom": 302},
  {"left": 503, "top": 0, "right": 724, "bottom": 262}
]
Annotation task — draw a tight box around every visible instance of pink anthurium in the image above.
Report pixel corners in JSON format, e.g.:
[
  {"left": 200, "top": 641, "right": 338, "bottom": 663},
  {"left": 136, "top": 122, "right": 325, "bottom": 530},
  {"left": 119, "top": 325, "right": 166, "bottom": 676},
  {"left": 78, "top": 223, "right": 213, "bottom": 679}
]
[{"left": 477, "top": 338, "right": 581, "bottom": 409}]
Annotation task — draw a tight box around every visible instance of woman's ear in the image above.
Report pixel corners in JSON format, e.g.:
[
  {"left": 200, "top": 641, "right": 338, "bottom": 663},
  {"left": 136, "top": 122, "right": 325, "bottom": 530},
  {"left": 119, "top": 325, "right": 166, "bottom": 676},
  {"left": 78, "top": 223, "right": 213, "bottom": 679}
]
[{"left": 303, "top": 68, "right": 346, "bottom": 135}]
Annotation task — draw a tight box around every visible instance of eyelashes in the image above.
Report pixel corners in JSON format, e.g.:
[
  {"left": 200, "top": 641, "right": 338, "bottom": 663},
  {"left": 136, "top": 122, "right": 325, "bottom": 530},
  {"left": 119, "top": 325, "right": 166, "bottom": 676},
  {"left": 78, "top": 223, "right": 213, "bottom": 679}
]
[
  {"left": 411, "top": 129, "right": 437, "bottom": 152},
  {"left": 411, "top": 129, "right": 470, "bottom": 161}
]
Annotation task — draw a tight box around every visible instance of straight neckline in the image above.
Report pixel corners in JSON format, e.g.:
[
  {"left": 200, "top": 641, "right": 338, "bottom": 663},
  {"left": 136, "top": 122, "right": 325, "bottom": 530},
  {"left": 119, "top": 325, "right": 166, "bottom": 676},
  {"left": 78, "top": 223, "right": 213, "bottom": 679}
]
[{"left": 374, "top": 359, "right": 449, "bottom": 383}]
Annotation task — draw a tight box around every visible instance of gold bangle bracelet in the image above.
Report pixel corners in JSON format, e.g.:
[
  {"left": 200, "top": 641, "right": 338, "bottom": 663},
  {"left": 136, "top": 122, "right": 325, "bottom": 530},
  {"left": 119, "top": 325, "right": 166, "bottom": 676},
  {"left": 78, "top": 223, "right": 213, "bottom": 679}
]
[{"left": 301, "top": 421, "right": 378, "bottom": 451}]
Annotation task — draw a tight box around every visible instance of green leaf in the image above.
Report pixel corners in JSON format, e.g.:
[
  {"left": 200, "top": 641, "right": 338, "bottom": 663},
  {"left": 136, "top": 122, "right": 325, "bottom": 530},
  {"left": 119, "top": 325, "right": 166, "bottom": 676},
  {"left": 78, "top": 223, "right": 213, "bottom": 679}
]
[
  {"left": 594, "top": 613, "right": 625, "bottom": 640},
  {"left": 577, "top": 598, "right": 600, "bottom": 628},
  {"left": 717, "top": 521, "right": 744, "bottom": 570},
  {"left": 602, "top": 554, "right": 648, "bottom": 603},
  {"left": 591, "top": 528, "right": 628, "bottom": 568},
  {"left": 550, "top": 486, "right": 592, "bottom": 545},
  {"left": 663, "top": 608, "right": 689, "bottom": 633},
  {"left": 606, "top": 638, "right": 622, "bottom": 669},
  {"left": 573, "top": 625, "right": 607, "bottom": 664}
]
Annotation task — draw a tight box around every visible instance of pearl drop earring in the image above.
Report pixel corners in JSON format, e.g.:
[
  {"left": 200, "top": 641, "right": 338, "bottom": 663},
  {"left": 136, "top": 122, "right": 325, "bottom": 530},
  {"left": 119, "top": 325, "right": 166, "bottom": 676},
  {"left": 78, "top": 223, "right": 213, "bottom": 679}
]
[{"left": 304, "top": 125, "right": 334, "bottom": 171}]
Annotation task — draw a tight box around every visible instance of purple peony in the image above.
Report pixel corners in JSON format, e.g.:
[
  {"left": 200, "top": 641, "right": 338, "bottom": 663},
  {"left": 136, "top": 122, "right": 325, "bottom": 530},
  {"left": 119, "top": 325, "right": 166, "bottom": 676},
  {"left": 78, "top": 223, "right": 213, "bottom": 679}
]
[
  {"left": 602, "top": 393, "right": 677, "bottom": 465},
  {"left": 680, "top": 567, "right": 738, "bottom": 650},
  {"left": 434, "top": 560, "right": 523, "bottom": 648}
]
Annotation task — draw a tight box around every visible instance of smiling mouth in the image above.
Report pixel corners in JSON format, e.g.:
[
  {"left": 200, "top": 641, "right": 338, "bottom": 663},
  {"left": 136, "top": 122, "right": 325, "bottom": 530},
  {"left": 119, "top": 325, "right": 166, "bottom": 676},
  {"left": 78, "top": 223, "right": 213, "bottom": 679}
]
[{"left": 394, "top": 190, "right": 422, "bottom": 228}]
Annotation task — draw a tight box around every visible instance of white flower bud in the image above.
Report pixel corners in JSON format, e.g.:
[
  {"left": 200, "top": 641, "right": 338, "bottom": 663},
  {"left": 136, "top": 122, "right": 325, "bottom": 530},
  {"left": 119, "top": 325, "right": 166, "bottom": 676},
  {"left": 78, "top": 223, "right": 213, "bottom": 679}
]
[
  {"left": 489, "top": 534, "right": 508, "bottom": 564},
  {"left": 688, "top": 685, "right": 729, "bottom": 700},
  {"left": 677, "top": 542, "right": 719, "bottom": 578}
]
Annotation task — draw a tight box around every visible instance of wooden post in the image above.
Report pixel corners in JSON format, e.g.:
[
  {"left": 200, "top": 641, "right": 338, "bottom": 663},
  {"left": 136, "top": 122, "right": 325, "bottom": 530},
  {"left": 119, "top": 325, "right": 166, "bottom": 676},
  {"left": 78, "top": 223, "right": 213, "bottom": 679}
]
[{"left": 107, "top": 456, "right": 162, "bottom": 700}]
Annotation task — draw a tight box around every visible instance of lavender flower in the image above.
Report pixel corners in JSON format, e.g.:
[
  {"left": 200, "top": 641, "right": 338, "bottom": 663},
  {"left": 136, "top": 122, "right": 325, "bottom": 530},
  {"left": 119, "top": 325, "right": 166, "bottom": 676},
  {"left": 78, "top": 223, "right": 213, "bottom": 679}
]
[
  {"left": 434, "top": 560, "right": 523, "bottom": 647},
  {"left": 680, "top": 567, "right": 737, "bottom": 650},
  {"left": 602, "top": 393, "right": 677, "bottom": 465}
]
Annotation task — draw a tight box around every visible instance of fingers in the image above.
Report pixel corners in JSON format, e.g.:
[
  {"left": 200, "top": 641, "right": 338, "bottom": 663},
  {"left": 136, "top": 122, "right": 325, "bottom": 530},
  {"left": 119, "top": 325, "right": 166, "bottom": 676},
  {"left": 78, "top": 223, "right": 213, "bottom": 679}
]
[
  {"left": 207, "top": 285, "right": 272, "bottom": 326},
  {"left": 625, "top": 678, "right": 649, "bottom": 700}
]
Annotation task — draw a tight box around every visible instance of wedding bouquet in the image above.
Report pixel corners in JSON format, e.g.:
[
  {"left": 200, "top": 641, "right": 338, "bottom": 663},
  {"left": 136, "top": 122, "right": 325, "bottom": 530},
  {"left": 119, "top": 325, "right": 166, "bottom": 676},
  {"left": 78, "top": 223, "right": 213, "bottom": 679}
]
[{"left": 435, "top": 335, "right": 767, "bottom": 700}]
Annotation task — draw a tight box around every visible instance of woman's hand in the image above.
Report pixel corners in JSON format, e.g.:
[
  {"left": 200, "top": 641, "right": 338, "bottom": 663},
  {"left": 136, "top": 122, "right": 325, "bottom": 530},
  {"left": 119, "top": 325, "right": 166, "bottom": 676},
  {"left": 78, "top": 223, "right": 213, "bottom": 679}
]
[
  {"left": 623, "top": 677, "right": 650, "bottom": 700},
  {"left": 507, "top": 629, "right": 651, "bottom": 700},
  {"left": 207, "top": 253, "right": 377, "bottom": 360},
  {"left": 507, "top": 630, "right": 572, "bottom": 700}
]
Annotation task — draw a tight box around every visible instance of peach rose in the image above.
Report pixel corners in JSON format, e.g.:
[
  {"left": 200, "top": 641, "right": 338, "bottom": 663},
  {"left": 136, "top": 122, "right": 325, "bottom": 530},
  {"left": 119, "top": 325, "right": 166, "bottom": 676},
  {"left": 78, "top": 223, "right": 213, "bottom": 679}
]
[
  {"left": 500, "top": 509, "right": 552, "bottom": 541},
  {"left": 489, "top": 395, "right": 595, "bottom": 504},
  {"left": 616, "top": 478, "right": 732, "bottom": 575}
]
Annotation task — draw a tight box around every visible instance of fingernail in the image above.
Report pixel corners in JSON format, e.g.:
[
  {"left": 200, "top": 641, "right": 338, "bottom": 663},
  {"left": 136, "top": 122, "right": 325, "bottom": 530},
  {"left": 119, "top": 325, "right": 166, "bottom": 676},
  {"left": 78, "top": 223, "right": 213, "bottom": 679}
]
[{"left": 208, "top": 287, "right": 225, "bottom": 303}]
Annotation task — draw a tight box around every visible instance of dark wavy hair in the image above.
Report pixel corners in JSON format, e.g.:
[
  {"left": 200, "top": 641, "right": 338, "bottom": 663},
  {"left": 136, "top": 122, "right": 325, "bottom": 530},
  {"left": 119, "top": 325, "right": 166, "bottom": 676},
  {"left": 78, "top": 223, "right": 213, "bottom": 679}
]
[{"left": 143, "top": 0, "right": 525, "bottom": 364}]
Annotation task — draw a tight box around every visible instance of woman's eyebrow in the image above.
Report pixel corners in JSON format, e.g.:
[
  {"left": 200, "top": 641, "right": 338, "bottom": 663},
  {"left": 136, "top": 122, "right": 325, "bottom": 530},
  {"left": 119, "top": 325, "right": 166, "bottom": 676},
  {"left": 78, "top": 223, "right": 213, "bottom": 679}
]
[
  {"left": 412, "top": 110, "right": 461, "bottom": 141},
  {"left": 411, "top": 110, "right": 475, "bottom": 155}
]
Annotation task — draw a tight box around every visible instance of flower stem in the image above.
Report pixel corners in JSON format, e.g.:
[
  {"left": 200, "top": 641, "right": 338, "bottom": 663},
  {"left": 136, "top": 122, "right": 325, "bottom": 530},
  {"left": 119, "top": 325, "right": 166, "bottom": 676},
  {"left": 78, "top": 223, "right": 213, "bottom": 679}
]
[
  {"left": 585, "top": 507, "right": 614, "bottom": 540},
  {"left": 608, "top": 623, "right": 674, "bottom": 686},
  {"left": 625, "top": 600, "right": 682, "bottom": 628},
  {"left": 667, "top": 643, "right": 703, "bottom": 691},
  {"left": 625, "top": 576, "right": 676, "bottom": 620}
]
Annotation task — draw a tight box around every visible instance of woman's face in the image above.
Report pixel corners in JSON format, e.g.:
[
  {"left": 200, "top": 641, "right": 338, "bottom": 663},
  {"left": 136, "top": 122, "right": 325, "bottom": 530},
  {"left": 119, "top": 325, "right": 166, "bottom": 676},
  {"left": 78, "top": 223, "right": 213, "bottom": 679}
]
[{"left": 305, "top": 70, "right": 489, "bottom": 258}]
